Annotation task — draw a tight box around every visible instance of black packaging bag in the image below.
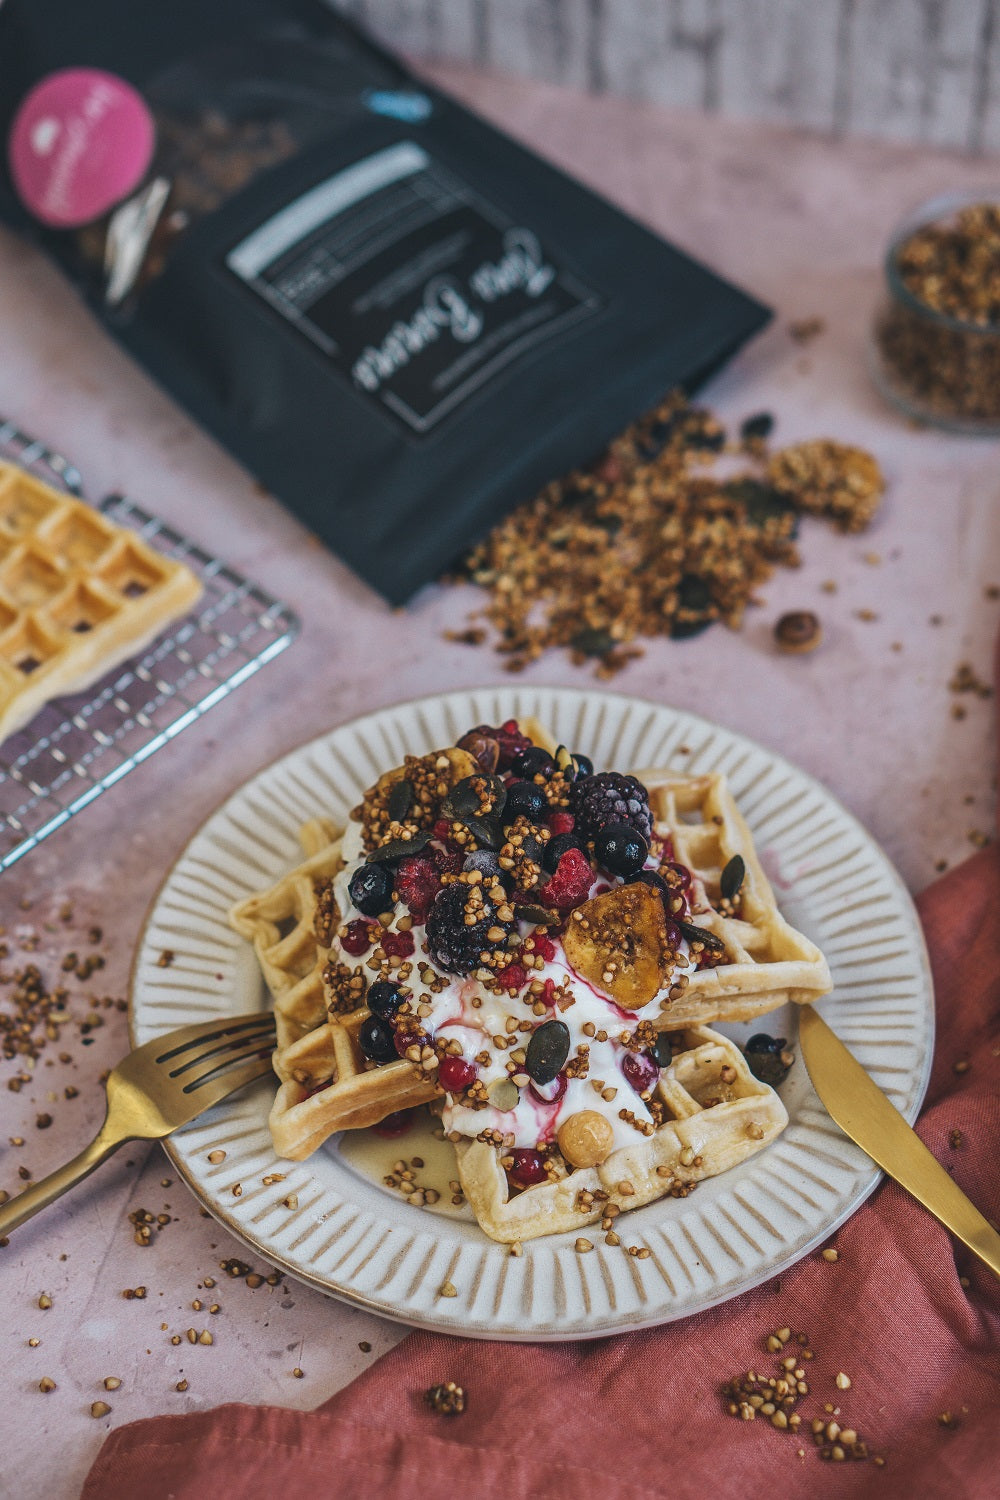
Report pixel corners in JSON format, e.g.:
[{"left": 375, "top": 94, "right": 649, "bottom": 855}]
[{"left": 0, "top": 0, "right": 770, "bottom": 603}]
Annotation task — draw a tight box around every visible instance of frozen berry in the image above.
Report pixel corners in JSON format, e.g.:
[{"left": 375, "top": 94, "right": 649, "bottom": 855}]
[
  {"left": 503, "top": 780, "right": 548, "bottom": 824},
  {"left": 348, "top": 863, "right": 395, "bottom": 917},
  {"left": 572, "top": 753, "right": 594, "bottom": 779},
  {"left": 547, "top": 811, "right": 575, "bottom": 836},
  {"left": 744, "top": 1034, "right": 791, "bottom": 1087},
  {"left": 622, "top": 1050, "right": 659, "bottom": 1095},
  {"left": 341, "top": 919, "right": 376, "bottom": 956},
  {"left": 538, "top": 847, "right": 594, "bottom": 910},
  {"left": 367, "top": 980, "right": 404, "bottom": 1018},
  {"left": 570, "top": 771, "right": 652, "bottom": 843},
  {"left": 594, "top": 822, "right": 648, "bottom": 877},
  {"left": 507, "top": 1150, "right": 548, "bottom": 1188},
  {"left": 359, "top": 1015, "right": 397, "bottom": 1064},
  {"left": 425, "top": 883, "right": 514, "bottom": 976},
  {"left": 438, "top": 1056, "right": 478, "bottom": 1093},
  {"left": 381, "top": 930, "right": 414, "bottom": 958},
  {"left": 542, "top": 831, "right": 585, "bottom": 873},
  {"left": 464, "top": 720, "right": 531, "bottom": 772},
  {"left": 395, "top": 855, "right": 440, "bottom": 919},
  {"left": 511, "top": 746, "right": 554, "bottom": 779},
  {"left": 495, "top": 962, "right": 528, "bottom": 991},
  {"left": 531, "top": 933, "right": 557, "bottom": 962}
]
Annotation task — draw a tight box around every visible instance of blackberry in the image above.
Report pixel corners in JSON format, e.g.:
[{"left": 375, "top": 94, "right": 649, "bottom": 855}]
[
  {"left": 425, "top": 883, "right": 514, "bottom": 976},
  {"left": 570, "top": 771, "right": 652, "bottom": 844}
]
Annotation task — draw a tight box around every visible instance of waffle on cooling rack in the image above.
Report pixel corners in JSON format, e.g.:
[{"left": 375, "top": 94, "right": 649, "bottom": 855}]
[{"left": 0, "top": 462, "right": 203, "bottom": 743}]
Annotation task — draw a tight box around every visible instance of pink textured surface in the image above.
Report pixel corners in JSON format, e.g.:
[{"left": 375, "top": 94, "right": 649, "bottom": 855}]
[{"left": 1, "top": 64, "right": 999, "bottom": 1499}]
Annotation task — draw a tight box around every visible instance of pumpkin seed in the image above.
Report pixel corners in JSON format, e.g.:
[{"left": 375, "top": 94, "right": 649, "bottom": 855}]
[
  {"left": 442, "top": 774, "right": 506, "bottom": 823},
  {"left": 387, "top": 778, "right": 413, "bottom": 822},
  {"left": 517, "top": 904, "right": 558, "bottom": 927},
  {"left": 652, "top": 1032, "right": 674, "bottom": 1069},
  {"left": 368, "top": 830, "right": 431, "bottom": 864},
  {"left": 488, "top": 1079, "right": 520, "bottom": 1113},
  {"left": 465, "top": 815, "right": 502, "bottom": 850},
  {"left": 678, "top": 919, "right": 727, "bottom": 956},
  {"left": 720, "top": 854, "right": 746, "bottom": 902},
  {"left": 524, "top": 1020, "right": 570, "bottom": 1085}
]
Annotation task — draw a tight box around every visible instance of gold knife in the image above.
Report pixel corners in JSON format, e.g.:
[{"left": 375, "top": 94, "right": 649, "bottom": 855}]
[{"left": 798, "top": 1004, "right": 1000, "bottom": 1279}]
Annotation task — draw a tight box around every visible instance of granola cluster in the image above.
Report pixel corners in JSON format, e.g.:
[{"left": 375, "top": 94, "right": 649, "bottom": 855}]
[{"left": 449, "top": 394, "right": 884, "bottom": 675}]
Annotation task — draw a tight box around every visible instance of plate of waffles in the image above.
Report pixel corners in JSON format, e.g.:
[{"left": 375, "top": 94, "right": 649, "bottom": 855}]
[{"left": 130, "top": 687, "right": 934, "bottom": 1338}]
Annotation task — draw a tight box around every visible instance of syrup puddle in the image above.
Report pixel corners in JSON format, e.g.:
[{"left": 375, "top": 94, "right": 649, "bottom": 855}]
[{"left": 333, "top": 1109, "right": 472, "bottom": 1221}]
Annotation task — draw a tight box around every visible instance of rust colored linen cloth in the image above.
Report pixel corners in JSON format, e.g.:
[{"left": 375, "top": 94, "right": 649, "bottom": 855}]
[{"left": 83, "top": 809, "right": 1000, "bottom": 1500}]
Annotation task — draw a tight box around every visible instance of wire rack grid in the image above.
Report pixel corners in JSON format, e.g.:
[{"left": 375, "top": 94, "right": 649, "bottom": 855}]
[{"left": 0, "top": 420, "right": 300, "bottom": 872}]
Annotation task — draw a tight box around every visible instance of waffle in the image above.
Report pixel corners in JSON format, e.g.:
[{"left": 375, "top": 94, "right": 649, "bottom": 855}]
[
  {"left": 0, "top": 462, "right": 203, "bottom": 744},
  {"left": 228, "top": 817, "right": 438, "bottom": 1159},
  {"left": 455, "top": 1025, "right": 787, "bottom": 1242},
  {"left": 228, "top": 817, "right": 341, "bottom": 1051},
  {"left": 639, "top": 769, "right": 832, "bottom": 1026}
]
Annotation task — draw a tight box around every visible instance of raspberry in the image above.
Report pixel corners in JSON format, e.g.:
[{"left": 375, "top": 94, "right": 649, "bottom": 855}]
[
  {"left": 538, "top": 847, "right": 594, "bottom": 911},
  {"left": 430, "top": 841, "right": 464, "bottom": 875},
  {"left": 495, "top": 962, "right": 528, "bottom": 992},
  {"left": 548, "top": 811, "right": 575, "bottom": 836},
  {"left": 425, "top": 883, "right": 514, "bottom": 976},
  {"left": 381, "top": 929, "right": 415, "bottom": 958},
  {"left": 570, "top": 771, "right": 653, "bottom": 844},
  {"left": 532, "top": 934, "right": 557, "bottom": 962},
  {"left": 395, "top": 855, "right": 440, "bottom": 920},
  {"left": 341, "top": 919, "right": 377, "bottom": 956},
  {"left": 433, "top": 819, "right": 451, "bottom": 840}
]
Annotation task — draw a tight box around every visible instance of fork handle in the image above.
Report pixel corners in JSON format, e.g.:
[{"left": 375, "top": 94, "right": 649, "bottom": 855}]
[{"left": 0, "top": 1121, "right": 127, "bottom": 1237}]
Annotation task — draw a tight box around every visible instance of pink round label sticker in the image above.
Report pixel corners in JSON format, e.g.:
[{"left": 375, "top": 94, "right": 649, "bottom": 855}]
[{"left": 8, "top": 68, "right": 155, "bottom": 228}]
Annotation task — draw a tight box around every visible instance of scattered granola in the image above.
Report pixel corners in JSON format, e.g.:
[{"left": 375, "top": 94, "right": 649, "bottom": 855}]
[
  {"left": 424, "top": 1381, "right": 466, "bottom": 1416},
  {"left": 774, "top": 611, "right": 822, "bottom": 654},
  {"left": 449, "top": 395, "right": 882, "bottom": 675}
]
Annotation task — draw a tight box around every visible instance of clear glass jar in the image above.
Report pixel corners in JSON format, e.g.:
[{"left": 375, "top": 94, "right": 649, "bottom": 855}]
[{"left": 871, "top": 189, "right": 1000, "bottom": 435}]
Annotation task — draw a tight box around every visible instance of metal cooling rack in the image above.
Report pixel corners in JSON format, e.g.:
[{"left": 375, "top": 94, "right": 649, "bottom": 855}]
[{"left": 0, "top": 421, "right": 300, "bottom": 872}]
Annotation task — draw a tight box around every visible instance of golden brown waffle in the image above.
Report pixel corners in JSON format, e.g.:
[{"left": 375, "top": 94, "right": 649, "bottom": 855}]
[
  {"left": 268, "top": 1008, "right": 437, "bottom": 1160},
  {"left": 228, "top": 818, "right": 438, "bottom": 1158},
  {"left": 228, "top": 817, "right": 341, "bottom": 1051},
  {"left": 0, "top": 462, "right": 203, "bottom": 744},
  {"left": 455, "top": 1025, "right": 787, "bottom": 1242},
  {"left": 640, "top": 769, "right": 831, "bottom": 1026}
]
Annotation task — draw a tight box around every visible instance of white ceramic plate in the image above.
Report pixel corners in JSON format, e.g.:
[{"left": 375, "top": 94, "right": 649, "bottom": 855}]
[{"left": 131, "top": 687, "right": 934, "bottom": 1339}]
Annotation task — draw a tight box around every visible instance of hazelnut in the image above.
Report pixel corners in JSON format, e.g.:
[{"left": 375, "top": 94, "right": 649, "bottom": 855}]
[
  {"left": 774, "top": 611, "right": 822, "bottom": 654},
  {"left": 557, "top": 1110, "right": 615, "bottom": 1168}
]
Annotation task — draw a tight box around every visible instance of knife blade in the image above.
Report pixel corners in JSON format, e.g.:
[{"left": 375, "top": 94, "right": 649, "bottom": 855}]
[{"left": 798, "top": 1004, "right": 1000, "bottom": 1279}]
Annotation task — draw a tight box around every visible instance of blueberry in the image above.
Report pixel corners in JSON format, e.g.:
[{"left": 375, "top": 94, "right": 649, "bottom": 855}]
[
  {"left": 348, "top": 862, "right": 395, "bottom": 917},
  {"left": 572, "top": 753, "right": 594, "bottom": 779},
  {"left": 511, "top": 746, "right": 555, "bottom": 779},
  {"left": 543, "top": 832, "right": 585, "bottom": 873},
  {"left": 358, "top": 1014, "right": 398, "bottom": 1064},
  {"left": 594, "top": 821, "right": 648, "bottom": 877},
  {"left": 503, "top": 780, "right": 548, "bottom": 823},
  {"left": 367, "top": 980, "right": 404, "bottom": 1019}
]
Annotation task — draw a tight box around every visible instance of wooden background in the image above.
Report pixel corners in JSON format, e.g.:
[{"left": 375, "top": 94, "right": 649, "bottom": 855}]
[{"left": 333, "top": 0, "right": 1000, "bottom": 152}]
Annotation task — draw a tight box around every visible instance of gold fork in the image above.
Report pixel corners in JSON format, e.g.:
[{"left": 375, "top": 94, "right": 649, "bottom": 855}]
[{"left": 0, "top": 1011, "right": 276, "bottom": 1237}]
